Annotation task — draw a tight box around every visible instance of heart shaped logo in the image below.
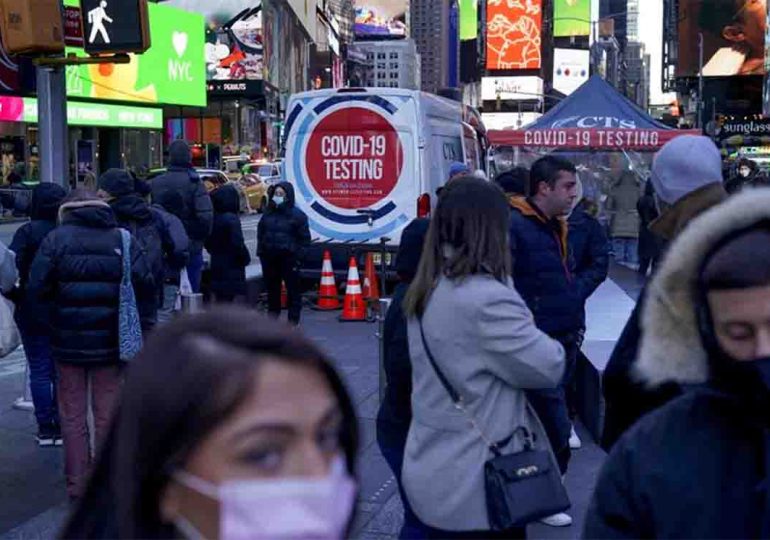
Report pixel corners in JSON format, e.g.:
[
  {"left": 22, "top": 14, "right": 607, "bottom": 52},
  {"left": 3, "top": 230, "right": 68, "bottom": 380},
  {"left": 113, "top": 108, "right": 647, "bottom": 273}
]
[{"left": 173, "top": 32, "right": 188, "bottom": 58}]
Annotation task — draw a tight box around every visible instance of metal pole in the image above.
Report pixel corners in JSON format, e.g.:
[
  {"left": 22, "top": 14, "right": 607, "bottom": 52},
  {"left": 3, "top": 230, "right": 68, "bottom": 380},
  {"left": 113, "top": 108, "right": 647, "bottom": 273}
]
[
  {"left": 37, "top": 66, "right": 69, "bottom": 187},
  {"left": 698, "top": 33, "right": 704, "bottom": 129}
]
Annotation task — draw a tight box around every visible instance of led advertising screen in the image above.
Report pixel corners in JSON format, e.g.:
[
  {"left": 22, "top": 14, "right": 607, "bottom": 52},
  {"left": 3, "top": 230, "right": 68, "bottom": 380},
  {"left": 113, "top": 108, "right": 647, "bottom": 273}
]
[
  {"left": 460, "top": 0, "right": 478, "bottom": 41},
  {"left": 553, "top": 0, "right": 591, "bottom": 37},
  {"left": 354, "top": 1, "right": 408, "bottom": 39},
  {"left": 678, "top": 0, "right": 767, "bottom": 77},
  {"left": 486, "top": 0, "right": 542, "bottom": 70},
  {"left": 553, "top": 48, "right": 590, "bottom": 95}
]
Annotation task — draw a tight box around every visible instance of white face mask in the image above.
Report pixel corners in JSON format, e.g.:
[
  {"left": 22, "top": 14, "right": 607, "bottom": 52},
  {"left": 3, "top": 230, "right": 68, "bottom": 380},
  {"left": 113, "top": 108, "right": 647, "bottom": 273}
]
[
  {"left": 739, "top": 167, "right": 751, "bottom": 178},
  {"left": 172, "top": 457, "right": 356, "bottom": 540},
  {"left": 273, "top": 195, "right": 286, "bottom": 206}
]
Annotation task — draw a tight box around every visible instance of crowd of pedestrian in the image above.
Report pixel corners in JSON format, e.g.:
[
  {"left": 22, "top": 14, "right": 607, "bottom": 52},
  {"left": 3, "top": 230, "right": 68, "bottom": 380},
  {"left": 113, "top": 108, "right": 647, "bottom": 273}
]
[{"left": 3, "top": 130, "right": 770, "bottom": 538}]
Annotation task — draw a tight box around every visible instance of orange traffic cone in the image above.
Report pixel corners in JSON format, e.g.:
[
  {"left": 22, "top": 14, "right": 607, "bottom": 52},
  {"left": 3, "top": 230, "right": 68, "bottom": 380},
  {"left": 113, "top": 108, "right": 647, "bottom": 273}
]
[
  {"left": 315, "top": 251, "right": 341, "bottom": 311},
  {"left": 340, "top": 257, "right": 366, "bottom": 322},
  {"left": 363, "top": 253, "right": 380, "bottom": 302},
  {"left": 281, "top": 281, "right": 288, "bottom": 309}
]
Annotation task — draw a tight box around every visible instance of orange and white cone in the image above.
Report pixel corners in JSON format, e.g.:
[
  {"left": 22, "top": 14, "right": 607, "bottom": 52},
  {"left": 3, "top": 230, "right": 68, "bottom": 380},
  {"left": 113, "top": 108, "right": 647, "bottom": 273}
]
[
  {"left": 315, "top": 251, "right": 341, "bottom": 311},
  {"left": 340, "top": 257, "right": 366, "bottom": 322},
  {"left": 363, "top": 253, "right": 380, "bottom": 302}
]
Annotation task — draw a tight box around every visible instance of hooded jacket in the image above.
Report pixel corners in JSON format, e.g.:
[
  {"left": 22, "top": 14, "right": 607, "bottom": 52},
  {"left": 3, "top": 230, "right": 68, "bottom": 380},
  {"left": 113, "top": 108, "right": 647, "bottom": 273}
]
[
  {"left": 601, "top": 182, "right": 728, "bottom": 450},
  {"left": 585, "top": 189, "right": 770, "bottom": 539},
  {"left": 257, "top": 182, "right": 310, "bottom": 259},
  {"left": 509, "top": 197, "right": 582, "bottom": 336},
  {"left": 9, "top": 183, "right": 67, "bottom": 328},
  {"left": 27, "top": 200, "right": 154, "bottom": 365},
  {"left": 109, "top": 194, "right": 165, "bottom": 327},
  {"left": 206, "top": 185, "right": 251, "bottom": 297},
  {"left": 606, "top": 172, "right": 641, "bottom": 239},
  {"left": 151, "top": 141, "right": 213, "bottom": 247}
]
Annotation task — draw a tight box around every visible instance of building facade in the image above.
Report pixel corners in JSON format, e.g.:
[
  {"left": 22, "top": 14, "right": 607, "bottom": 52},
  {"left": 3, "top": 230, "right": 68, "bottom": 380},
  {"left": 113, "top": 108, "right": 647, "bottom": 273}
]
[
  {"left": 625, "top": 41, "right": 649, "bottom": 110},
  {"left": 348, "top": 40, "right": 421, "bottom": 90},
  {"left": 410, "top": 0, "right": 459, "bottom": 94}
]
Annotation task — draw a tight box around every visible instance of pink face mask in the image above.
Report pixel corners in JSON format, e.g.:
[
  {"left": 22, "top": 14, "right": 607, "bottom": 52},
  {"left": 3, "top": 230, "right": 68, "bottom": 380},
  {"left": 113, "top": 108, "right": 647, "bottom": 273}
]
[{"left": 173, "top": 457, "right": 357, "bottom": 540}]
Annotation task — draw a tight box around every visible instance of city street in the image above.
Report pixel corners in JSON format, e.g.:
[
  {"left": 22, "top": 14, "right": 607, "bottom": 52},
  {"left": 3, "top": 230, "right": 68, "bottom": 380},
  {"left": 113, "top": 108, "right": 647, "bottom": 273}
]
[{"left": 0, "top": 258, "right": 645, "bottom": 539}]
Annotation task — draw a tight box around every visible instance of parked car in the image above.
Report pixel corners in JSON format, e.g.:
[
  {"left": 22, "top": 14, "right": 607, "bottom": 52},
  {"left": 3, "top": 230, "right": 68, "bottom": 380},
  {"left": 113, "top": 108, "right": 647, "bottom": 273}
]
[
  {"left": 242, "top": 162, "right": 282, "bottom": 185},
  {"left": 238, "top": 173, "right": 269, "bottom": 213}
]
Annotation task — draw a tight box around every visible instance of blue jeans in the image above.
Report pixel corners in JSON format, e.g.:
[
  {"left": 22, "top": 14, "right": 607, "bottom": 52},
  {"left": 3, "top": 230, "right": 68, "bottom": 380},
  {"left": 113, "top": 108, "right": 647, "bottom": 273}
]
[
  {"left": 186, "top": 248, "right": 204, "bottom": 294},
  {"left": 612, "top": 238, "right": 639, "bottom": 265},
  {"left": 20, "top": 330, "right": 58, "bottom": 428}
]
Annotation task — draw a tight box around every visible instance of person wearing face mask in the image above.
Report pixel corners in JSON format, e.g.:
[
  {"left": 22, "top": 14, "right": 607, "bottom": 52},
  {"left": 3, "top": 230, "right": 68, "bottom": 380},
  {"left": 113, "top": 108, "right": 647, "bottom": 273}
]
[
  {"left": 584, "top": 189, "right": 770, "bottom": 538},
  {"left": 60, "top": 307, "right": 358, "bottom": 539},
  {"left": 726, "top": 157, "right": 768, "bottom": 194},
  {"left": 258, "top": 182, "right": 310, "bottom": 326}
]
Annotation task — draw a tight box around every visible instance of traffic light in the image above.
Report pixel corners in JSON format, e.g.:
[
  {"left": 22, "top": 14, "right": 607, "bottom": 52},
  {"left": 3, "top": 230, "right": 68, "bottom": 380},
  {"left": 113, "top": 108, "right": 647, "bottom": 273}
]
[
  {"left": 80, "top": 0, "right": 150, "bottom": 55},
  {"left": 0, "top": 0, "right": 64, "bottom": 55}
]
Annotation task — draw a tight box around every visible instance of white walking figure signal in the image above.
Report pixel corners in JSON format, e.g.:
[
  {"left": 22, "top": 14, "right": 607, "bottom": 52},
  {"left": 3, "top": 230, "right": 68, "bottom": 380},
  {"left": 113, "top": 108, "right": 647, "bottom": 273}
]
[{"left": 88, "top": 1, "right": 114, "bottom": 45}]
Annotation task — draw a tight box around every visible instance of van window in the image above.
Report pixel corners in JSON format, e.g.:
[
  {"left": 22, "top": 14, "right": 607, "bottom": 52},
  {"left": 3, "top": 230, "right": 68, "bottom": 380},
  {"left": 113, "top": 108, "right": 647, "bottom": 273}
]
[{"left": 431, "top": 135, "right": 464, "bottom": 186}]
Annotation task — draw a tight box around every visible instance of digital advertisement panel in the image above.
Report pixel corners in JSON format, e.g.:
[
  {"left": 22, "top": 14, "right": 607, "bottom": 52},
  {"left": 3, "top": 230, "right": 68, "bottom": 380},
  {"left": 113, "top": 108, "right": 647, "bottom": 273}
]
[
  {"left": 553, "top": 48, "right": 590, "bottom": 95},
  {"left": 64, "top": 0, "right": 207, "bottom": 107},
  {"left": 553, "top": 0, "right": 591, "bottom": 37},
  {"left": 678, "top": 0, "right": 766, "bottom": 77},
  {"left": 0, "top": 96, "right": 162, "bottom": 129},
  {"left": 486, "top": 0, "right": 542, "bottom": 70},
  {"left": 166, "top": 0, "right": 264, "bottom": 83},
  {"left": 354, "top": 1, "right": 408, "bottom": 38},
  {"left": 460, "top": 0, "right": 479, "bottom": 41}
]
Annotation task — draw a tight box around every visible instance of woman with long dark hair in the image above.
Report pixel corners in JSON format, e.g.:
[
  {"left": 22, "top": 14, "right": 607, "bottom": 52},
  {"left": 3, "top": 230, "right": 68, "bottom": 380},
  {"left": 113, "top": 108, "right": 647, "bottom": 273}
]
[
  {"left": 402, "top": 177, "right": 565, "bottom": 538},
  {"left": 61, "top": 307, "right": 358, "bottom": 539}
]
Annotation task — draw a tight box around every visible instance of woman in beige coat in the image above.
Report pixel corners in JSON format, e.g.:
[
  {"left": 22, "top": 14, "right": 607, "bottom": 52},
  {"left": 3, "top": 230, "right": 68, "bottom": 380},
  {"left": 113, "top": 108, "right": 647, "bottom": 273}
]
[{"left": 402, "top": 176, "right": 566, "bottom": 537}]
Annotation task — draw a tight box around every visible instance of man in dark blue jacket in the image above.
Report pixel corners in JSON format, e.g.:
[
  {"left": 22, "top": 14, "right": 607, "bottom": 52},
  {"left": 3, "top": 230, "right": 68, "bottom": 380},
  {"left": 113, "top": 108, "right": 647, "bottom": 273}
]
[
  {"left": 9, "top": 183, "right": 67, "bottom": 446},
  {"left": 151, "top": 141, "right": 213, "bottom": 293},
  {"left": 258, "top": 182, "right": 310, "bottom": 325},
  {"left": 509, "top": 155, "right": 579, "bottom": 528}
]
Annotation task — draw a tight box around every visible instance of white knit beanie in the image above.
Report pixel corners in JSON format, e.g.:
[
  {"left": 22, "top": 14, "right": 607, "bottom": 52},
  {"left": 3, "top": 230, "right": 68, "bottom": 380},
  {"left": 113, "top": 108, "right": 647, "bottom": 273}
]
[{"left": 650, "top": 135, "right": 723, "bottom": 205}]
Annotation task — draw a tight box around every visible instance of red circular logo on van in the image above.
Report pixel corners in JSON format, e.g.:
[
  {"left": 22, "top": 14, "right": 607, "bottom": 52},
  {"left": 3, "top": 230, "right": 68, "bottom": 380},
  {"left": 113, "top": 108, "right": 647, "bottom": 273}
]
[{"left": 306, "top": 107, "right": 403, "bottom": 210}]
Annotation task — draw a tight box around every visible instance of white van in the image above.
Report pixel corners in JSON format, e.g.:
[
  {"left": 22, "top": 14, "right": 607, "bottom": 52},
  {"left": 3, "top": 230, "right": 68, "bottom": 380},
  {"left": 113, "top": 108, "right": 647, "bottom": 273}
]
[{"left": 281, "top": 87, "right": 486, "bottom": 280}]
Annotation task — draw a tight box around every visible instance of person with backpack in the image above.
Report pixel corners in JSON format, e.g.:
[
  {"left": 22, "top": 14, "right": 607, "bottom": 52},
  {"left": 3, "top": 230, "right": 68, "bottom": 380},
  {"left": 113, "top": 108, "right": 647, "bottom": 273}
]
[
  {"left": 206, "top": 184, "right": 251, "bottom": 303},
  {"left": 151, "top": 141, "right": 213, "bottom": 293},
  {"left": 258, "top": 182, "right": 310, "bottom": 325},
  {"left": 98, "top": 169, "right": 167, "bottom": 332},
  {"left": 9, "top": 183, "right": 67, "bottom": 446},
  {"left": 27, "top": 190, "right": 154, "bottom": 500}
]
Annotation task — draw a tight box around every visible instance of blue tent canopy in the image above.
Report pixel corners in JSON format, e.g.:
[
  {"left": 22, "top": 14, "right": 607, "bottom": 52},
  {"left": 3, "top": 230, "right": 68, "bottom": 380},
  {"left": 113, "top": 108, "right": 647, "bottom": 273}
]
[{"left": 528, "top": 75, "right": 672, "bottom": 130}]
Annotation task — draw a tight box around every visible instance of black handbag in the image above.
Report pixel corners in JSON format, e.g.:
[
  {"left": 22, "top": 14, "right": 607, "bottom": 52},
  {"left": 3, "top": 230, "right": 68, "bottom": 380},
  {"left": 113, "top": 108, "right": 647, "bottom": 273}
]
[{"left": 418, "top": 319, "right": 571, "bottom": 530}]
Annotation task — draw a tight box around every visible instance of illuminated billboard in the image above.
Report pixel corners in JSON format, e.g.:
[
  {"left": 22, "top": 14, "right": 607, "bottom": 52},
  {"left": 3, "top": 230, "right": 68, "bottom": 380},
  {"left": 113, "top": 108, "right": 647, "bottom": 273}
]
[
  {"left": 678, "top": 0, "right": 766, "bottom": 77},
  {"left": 460, "top": 0, "right": 478, "bottom": 41},
  {"left": 553, "top": 48, "right": 590, "bottom": 95},
  {"left": 554, "top": 0, "right": 591, "bottom": 37},
  {"left": 354, "top": 1, "right": 408, "bottom": 38},
  {"left": 486, "top": 0, "right": 542, "bottom": 70}
]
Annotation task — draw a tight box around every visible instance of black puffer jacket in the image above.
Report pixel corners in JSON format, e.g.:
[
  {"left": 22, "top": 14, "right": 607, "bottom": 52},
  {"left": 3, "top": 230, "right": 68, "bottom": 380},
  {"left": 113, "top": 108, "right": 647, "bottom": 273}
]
[
  {"left": 151, "top": 141, "right": 213, "bottom": 247},
  {"left": 257, "top": 182, "right": 310, "bottom": 259},
  {"left": 9, "top": 183, "right": 67, "bottom": 329},
  {"left": 27, "top": 200, "right": 154, "bottom": 365},
  {"left": 206, "top": 185, "right": 251, "bottom": 298},
  {"left": 109, "top": 195, "right": 164, "bottom": 327}
]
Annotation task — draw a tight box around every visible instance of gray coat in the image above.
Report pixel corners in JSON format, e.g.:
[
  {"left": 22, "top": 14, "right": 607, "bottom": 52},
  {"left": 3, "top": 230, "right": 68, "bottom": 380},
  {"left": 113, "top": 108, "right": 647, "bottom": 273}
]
[
  {"left": 0, "top": 242, "right": 17, "bottom": 294},
  {"left": 403, "top": 275, "right": 565, "bottom": 531}
]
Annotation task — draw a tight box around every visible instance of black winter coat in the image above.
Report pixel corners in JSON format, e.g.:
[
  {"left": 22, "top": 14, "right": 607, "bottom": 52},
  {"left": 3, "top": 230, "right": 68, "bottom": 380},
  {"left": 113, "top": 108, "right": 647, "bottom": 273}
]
[
  {"left": 585, "top": 388, "right": 770, "bottom": 538},
  {"left": 151, "top": 141, "right": 213, "bottom": 247},
  {"left": 206, "top": 185, "right": 251, "bottom": 297},
  {"left": 637, "top": 190, "right": 664, "bottom": 262},
  {"left": 27, "top": 201, "right": 154, "bottom": 365},
  {"left": 150, "top": 203, "right": 190, "bottom": 282},
  {"left": 509, "top": 197, "right": 582, "bottom": 336},
  {"left": 110, "top": 195, "right": 165, "bottom": 327},
  {"left": 9, "top": 183, "right": 66, "bottom": 329},
  {"left": 257, "top": 182, "right": 310, "bottom": 259},
  {"left": 568, "top": 203, "right": 610, "bottom": 328}
]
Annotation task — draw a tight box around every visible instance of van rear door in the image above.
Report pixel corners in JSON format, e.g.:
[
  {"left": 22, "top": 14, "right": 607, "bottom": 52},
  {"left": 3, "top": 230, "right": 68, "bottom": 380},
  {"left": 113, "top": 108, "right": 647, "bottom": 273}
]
[{"left": 284, "top": 90, "right": 418, "bottom": 245}]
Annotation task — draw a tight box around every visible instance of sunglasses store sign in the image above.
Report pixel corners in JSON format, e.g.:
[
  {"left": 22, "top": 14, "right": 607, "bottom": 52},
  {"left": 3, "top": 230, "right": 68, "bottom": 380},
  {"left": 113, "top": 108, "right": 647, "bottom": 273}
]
[{"left": 0, "top": 97, "right": 162, "bottom": 129}]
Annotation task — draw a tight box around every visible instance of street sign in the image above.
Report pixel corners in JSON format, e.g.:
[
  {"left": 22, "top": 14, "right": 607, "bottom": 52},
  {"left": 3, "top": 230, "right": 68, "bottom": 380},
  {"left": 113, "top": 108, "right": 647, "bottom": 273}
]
[{"left": 79, "top": 0, "right": 150, "bottom": 55}]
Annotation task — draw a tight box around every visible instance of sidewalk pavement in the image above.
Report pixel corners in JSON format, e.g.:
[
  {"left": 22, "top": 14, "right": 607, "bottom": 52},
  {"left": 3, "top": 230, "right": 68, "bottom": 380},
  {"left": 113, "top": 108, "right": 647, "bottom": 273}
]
[{"left": 0, "top": 273, "right": 634, "bottom": 538}]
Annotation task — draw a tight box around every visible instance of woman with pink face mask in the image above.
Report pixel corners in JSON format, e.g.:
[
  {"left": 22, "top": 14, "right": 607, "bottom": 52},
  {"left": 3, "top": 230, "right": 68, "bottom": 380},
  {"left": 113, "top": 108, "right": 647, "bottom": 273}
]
[{"left": 60, "top": 307, "right": 358, "bottom": 539}]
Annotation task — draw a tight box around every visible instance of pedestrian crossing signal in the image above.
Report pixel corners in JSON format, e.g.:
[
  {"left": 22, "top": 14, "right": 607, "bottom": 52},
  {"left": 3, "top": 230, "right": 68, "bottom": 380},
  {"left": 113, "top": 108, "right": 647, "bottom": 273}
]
[
  {"left": 79, "top": 0, "right": 150, "bottom": 55},
  {"left": 0, "top": 0, "right": 65, "bottom": 55}
]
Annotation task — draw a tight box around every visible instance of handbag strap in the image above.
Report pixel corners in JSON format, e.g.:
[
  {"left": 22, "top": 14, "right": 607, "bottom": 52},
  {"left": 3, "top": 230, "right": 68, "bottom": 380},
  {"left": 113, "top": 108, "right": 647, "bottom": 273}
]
[
  {"left": 418, "top": 318, "right": 505, "bottom": 456},
  {"left": 119, "top": 229, "right": 131, "bottom": 286}
]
